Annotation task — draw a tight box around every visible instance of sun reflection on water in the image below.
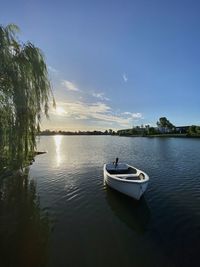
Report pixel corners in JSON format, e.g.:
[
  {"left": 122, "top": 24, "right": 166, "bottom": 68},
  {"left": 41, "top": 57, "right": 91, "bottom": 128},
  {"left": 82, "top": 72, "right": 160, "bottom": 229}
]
[{"left": 54, "top": 135, "right": 63, "bottom": 167}]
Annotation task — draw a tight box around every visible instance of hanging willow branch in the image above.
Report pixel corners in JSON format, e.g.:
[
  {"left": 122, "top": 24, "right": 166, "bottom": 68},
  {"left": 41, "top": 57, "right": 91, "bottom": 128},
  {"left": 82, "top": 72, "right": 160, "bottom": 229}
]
[{"left": 0, "top": 24, "right": 55, "bottom": 170}]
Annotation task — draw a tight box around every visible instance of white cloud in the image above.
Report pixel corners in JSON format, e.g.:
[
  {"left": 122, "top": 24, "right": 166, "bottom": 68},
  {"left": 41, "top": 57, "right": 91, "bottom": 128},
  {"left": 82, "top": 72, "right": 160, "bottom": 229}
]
[
  {"left": 50, "top": 100, "right": 142, "bottom": 128},
  {"left": 123, "top": 112, "right": 142, "bottom": 119},
  {"left": 122, "top": 73, "right": 128, "bottom": 83},
  {"left": 61, "top": 80, "right": 80, "bottom": 91},
  {"left": 123, "top": 111, "right": 132, "bottom": 115},
  {"left": 48, "top": 66, "right": 59, "bottom": 74},
  {"left": 132, "top": 113, "right": 142, "bottom": 119},
  {"left": 92, "top": 92, "right": 110, "bottom": 101}
]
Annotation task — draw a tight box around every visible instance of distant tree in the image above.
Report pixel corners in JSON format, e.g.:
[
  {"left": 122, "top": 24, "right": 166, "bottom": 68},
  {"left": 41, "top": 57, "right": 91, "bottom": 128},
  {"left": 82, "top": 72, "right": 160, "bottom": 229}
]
[
  {"left": 188, "top": 125, "right": 200, "bottom": 136},
  {"left": 109, "top": 129, "right": 113, "bottom": 135},
  {"left": 157, "top": 117, "right": 174, "bottom": 131},
  {"left": 189, "top": 125, "right": 197, "bottom": 134},
  {"left": 148, "top": 127, "right": 158, "bottom": 135},
  {"left": 131, "top": 128, "right": 138, "bottom": 135},
  {"left": 196, "top": 126, "right": 200, "bottom": 134},
  {"left": 145, "top": 125, "right": 150, "bottom": 134},
  {"left": 127, "top": 129, "right": 133, "bottom": 135}
]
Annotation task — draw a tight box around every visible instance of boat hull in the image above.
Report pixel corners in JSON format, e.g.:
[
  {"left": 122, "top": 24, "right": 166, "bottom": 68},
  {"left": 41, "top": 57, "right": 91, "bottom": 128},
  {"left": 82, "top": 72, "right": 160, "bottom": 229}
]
[{"left": 104, "top": 165, "right": 149, "bottom": 200}]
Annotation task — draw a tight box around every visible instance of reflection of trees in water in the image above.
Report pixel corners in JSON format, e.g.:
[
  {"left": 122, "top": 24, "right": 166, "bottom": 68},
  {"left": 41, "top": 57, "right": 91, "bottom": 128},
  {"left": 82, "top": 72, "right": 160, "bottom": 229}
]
[
  {"left": 105, "top": 186, "right": 151, "bottom": 234},
  {"left": 0, "top": 168, "right": 50, "bottom": 267}
]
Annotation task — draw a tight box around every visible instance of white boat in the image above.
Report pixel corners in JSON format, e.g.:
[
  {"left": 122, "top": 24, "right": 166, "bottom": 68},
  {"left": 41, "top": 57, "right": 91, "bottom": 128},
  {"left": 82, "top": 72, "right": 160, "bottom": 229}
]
[{"left": 104, "top": 163, "right": 149, "bottom": 200}]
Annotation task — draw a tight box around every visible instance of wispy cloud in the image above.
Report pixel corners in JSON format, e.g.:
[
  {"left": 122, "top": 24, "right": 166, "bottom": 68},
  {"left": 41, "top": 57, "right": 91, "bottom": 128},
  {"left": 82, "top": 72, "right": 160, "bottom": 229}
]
[
  {"left": 92, "top": 92, "right": 110, "bottom": 101},
  {"left": 123, "top": 112, "right": 142, "bottom": 119},
  {"left": 48, "top": 66, "right": 59, "bottom": 74},
  {"left": 50, "top": 100, "right": 142, "bottom": 128},
  {"left": 61, "top": 80, "right": 80, "bottom": 91},
  {"left": 122, "top": 73, "right": 128, "bottom": 83}
]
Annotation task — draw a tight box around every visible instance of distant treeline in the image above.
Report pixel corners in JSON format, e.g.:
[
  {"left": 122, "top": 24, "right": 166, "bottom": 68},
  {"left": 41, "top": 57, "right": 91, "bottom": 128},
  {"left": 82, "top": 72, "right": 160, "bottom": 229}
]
[
  {"left": 117, "top": 117, "right": 200, "bottom": 137},
  {"left": 117, "top": 125, "right": 200, "bottom": 137},
  {"left": 39, "top": 129, "right": 117, "bottom": 136},
  {"left": 40, "top": 124, "right": 200, "bottom": 137}
]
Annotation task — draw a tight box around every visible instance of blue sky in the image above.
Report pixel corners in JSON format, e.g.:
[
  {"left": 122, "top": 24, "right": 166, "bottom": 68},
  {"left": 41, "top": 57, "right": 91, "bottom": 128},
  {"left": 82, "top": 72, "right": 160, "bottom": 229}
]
[{"left": 2, "top": 0, "right": 200, "bottom": 130}]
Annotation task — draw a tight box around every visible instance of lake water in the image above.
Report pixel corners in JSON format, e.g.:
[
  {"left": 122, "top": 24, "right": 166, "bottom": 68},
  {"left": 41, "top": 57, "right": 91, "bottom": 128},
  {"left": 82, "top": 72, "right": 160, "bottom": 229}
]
[{"left": 1, "top": 136, "right": 200, "bottom": 267}]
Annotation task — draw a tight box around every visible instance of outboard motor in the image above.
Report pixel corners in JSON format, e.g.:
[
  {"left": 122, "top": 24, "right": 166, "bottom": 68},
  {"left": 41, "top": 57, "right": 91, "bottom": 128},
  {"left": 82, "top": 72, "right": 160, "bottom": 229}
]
[{"left": 115, "top": 157, "right": 119, "bottom": 168}]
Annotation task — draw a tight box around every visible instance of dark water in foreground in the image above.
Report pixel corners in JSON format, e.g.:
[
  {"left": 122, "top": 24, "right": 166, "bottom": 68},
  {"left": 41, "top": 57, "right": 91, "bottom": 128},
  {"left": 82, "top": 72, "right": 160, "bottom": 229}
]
[{"left": 1, "top": 136, "right": 200, "bottom": 267}]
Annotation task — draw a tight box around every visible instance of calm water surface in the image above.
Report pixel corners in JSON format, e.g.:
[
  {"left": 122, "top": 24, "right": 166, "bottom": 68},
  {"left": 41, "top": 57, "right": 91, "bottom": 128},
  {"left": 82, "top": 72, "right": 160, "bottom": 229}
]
[{"left": 1, "top": 136, "right": 200, "bottom": 267}]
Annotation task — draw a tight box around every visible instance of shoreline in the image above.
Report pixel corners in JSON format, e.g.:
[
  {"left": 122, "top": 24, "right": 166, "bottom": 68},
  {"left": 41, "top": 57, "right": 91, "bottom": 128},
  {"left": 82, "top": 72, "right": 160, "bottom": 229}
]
[
  {"left": 39, "top": 133, "right": 200, "bottom": 138},
  {"left": 118, "top": 134, "right": 200, "bottom": 138}
]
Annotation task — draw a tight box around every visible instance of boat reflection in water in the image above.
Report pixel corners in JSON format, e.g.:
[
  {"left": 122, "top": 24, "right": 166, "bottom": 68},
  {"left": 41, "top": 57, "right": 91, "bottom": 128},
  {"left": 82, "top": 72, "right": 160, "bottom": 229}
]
[{"left": 105, "top": 186, "right": 151, "bottom": 234}]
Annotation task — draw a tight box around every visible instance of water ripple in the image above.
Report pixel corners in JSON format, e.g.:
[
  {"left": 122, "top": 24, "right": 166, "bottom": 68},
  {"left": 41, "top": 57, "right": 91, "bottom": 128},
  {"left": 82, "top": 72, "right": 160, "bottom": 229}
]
[{"left": 26, "top": 136, "right": 200, "bottom": 267}]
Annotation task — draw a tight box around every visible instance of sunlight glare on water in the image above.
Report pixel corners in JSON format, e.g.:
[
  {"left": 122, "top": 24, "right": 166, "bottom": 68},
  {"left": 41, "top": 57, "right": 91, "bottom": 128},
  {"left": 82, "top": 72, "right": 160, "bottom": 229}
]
[{"left": 54, "top": 135, "right": 63, "bottom": 167}]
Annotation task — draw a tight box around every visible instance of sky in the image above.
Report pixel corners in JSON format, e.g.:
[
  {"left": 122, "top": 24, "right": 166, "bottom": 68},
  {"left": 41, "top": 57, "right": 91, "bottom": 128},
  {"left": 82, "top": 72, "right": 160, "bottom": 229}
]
[{"left": 1, "top": 0, "right": 200, "bottom": 130}]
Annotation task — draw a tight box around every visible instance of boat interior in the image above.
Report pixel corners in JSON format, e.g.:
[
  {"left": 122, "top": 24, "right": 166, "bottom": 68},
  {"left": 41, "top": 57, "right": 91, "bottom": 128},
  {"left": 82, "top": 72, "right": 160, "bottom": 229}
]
[
  {"left": 106, "top": 164, "right": 146, "bottom": 180},
  {"left": 106, "top": 167, "right": 137, "bottom": 175}
]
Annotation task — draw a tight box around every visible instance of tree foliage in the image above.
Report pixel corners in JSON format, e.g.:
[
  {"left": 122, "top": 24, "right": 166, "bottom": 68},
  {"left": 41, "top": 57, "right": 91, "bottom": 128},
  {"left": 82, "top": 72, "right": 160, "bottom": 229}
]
[
  {"left": 188, "top": 125, "right": 200, "bottom": 136},
  {"left": 0, "top": 24, "right": 55, "bottom": 169},
  {"left": 157, "top": 117, "right": 174, "bottom": 130}
]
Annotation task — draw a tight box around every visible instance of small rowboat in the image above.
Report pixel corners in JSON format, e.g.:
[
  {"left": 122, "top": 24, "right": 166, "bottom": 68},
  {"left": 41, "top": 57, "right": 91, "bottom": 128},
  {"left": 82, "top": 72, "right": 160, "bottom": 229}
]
[{"left": 104, "top": 163, "right": 149, "bottom": 200}]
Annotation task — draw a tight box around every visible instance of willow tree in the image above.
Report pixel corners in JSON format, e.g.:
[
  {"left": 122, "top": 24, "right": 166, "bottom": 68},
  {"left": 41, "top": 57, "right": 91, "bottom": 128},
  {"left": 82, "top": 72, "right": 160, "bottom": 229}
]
[{"left": 0, "top": 24, "right": 55, "bottom": 169}]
